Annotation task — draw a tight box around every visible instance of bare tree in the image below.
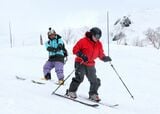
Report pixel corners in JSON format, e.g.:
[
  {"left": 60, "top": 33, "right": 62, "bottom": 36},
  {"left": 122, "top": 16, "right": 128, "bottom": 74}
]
[
  {"left": 79, "top": 26, "right": 90, "bottom": 35},
  {"left": 62, "top": 28, "right": 75, "bottom": 44},
  {"left": 155, "top": 27, "right": 160, "bottom": 49},
  {"left": 132, "top": 37, "right": 144, "bottom": 47},
  {"left": 62, "top": 26, "right": 90, "bottom": 44},
  {"left": 144, "top": 28, "right": 160, "bottom": 49}
]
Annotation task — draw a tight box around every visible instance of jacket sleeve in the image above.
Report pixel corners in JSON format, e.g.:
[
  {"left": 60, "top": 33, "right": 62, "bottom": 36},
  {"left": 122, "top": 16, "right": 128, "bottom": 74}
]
[
  {"left": 73, "top": 39, "right": 83, "bottom": 55},
  {"left": 45, "top": 41, "right": 56, "bottom": 52},
  {"left": 98, "top": 42, "right": 106, "bottom": 59},
  {"left": 45, "top": 41, "right": 50, "bottom": 49},
  {"left": 57, "top": 38, "right": 64, "bottom": 45}
]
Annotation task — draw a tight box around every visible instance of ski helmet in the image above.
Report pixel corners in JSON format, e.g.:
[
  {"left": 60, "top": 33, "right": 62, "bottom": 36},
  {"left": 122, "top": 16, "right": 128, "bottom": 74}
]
[{"left": 90, "top": 27, "right": 102, "bottom": 39}]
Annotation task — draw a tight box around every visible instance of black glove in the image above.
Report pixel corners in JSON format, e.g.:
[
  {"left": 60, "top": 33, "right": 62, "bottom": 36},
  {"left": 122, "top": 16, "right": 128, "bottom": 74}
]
[
  {"left": 76, "top": 51, "right": 88, "bottom": 62},
  {"left": 64, "top": 49, "right": 68, "bottom": 57},
  {"left": 47, "top": 47, "right": 57, "bottom": 52},
  {"left": 57, "top": 44, "right": 63, "bottom": 51},
  {"left": 102, "top": 56, "right": 112, "bottom": 62}
]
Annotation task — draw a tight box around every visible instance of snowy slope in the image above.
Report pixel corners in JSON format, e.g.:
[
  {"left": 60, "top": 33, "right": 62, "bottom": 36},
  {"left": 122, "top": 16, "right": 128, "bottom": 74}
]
[{"left": 0, "top": 44, "right": 160, "bottom": 114}]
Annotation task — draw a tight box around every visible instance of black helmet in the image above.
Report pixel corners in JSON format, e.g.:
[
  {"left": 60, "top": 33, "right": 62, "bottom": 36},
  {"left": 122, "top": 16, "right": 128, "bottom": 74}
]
[{"left": 90, "top": 27, "right": 102, "bottom": 39}]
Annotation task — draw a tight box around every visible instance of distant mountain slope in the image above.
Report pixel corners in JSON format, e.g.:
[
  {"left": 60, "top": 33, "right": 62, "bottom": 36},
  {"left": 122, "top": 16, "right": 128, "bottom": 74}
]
[{"left": 111, "top": 9, "right": 160, "bottom": 47}]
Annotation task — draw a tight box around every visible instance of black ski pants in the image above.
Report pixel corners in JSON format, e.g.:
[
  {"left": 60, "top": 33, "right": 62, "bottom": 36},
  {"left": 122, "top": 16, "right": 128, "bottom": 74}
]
[{"left": 68, "top": 62, "right": 101, "bottom": 96}]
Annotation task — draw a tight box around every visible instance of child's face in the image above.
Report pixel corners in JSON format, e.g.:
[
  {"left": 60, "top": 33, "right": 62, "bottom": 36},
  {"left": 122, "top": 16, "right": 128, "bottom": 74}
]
[
  {"left": 92, "top": 35, "right": 99, "bottom": 42},
  {"left": 49, "top": 34, "right": 56, "bottom": 39}
]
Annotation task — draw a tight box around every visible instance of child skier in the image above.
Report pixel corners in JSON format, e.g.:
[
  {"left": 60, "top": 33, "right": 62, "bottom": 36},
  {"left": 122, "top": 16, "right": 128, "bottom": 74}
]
[
  {"left": 66, "top": 27, "right": 112, "bottom": 102},
  {"left": 43, "top": 27, "right": 68, "bottom": 85}
]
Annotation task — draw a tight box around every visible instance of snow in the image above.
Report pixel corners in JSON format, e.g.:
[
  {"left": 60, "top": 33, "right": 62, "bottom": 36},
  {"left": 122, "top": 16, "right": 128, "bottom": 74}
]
[{"left": 0, "top": 44, "right": 160, "bottom": 114}]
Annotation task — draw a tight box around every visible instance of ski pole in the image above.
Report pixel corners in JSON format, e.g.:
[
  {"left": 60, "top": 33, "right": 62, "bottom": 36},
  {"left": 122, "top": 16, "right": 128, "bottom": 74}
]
[
  {"left": 109, "top": 62, "right": 134, "bottom": 100},
  {"left": 106, "top": 11, "right": 134, "bottom": 100},
  {"left": 107, "top": 11, "right": 110, "bottom": 56},
  {"left": 51, "top": 61, "right": 84, "bottom": 94}
]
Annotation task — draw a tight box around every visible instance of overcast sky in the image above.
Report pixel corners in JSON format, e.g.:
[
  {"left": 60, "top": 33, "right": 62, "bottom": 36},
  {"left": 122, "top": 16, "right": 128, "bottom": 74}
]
[{"left": 0, "top": 0, "right": 160, "bottom": 46}]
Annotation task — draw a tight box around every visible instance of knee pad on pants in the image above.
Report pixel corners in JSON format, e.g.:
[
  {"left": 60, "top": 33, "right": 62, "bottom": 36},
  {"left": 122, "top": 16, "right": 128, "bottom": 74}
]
[{"left": 72, "top": 77, "right": 83, "bottom": 83}]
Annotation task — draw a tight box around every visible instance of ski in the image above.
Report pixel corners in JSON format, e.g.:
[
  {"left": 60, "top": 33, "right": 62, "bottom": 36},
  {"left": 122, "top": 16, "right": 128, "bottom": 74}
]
[
  {"left": 16, "top": 76, "right": 26, "bottom": 80},
  {"left": 52, "top": 93, "right": 99, "bottom": 108},
  {"left": 16, "top": 76, "right": 53, "bottom": 85},
  {"left": 78, "top": 95, "right": 119, "bottom": 108},
  {"left": 95, "top": 101, "right": 119, "bottom": 108},
  {"left": 16, "top": 75, "right": 45, "bottom": 84},
  {"left": 31, "top": 79, "right": 65, "bottom": 85},
  {"left": 16, "top": 75, "right": 66, "bottom": 85},
  {"left": 31, "top": 80, "right": 46, "bottom": 84}
]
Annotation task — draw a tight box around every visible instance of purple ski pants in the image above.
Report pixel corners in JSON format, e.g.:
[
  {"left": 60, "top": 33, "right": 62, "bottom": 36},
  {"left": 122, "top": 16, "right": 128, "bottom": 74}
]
[{"left": 43, "top": 61, "right": 64, "bottom": 80}]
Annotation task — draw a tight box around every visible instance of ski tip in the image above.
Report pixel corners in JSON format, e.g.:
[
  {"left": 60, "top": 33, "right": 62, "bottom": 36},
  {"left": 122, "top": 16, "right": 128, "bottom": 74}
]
[
  {"left": 109, "top": 104, "right": 119, "bottom": 108},
  {"left": 93, "top": 104, "right": 99, "bottom": 107},
  {"left": 114, "top": 104, "right": 119, "bottom": 106},
  {"left": 16, "top": 76, "right": 26, "bottom": 80},
  {"left": 51, "top": 92, "right": 55, "bottom": 95},
  {"left": 31, "top": 80, "right": 46, "bottom": 84}
]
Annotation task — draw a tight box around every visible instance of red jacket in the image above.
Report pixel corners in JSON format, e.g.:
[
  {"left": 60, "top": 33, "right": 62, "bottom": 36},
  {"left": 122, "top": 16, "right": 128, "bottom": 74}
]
[{"left": 73, "top": 37, "right": 106, "bottom": 66}]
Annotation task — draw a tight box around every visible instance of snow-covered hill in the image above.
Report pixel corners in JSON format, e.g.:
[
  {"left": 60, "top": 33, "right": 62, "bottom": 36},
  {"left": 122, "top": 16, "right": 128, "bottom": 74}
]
[
  {"left": 111, "top": 9, "right": 160, "bottom": 47},
  {"left": 0, "top": 44, "right": 160, "bottom": 114}
]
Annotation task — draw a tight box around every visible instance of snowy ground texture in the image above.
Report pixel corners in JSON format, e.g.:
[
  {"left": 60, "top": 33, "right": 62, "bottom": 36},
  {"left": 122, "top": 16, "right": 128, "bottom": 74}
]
[{"left": 0, "top": 44, "right": 160, "bottom": 114}]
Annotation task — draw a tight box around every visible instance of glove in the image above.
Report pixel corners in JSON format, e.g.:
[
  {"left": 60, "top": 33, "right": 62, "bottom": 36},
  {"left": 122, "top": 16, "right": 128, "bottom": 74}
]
[
  {"left": 47, "top": 47, "right": 57, "bottom": 52},
  {"left": 81, "top": 55, "right": 88, "bottom": 62},
  {"left": 64, "top": 49, "right": 68, "bottom": 57},
  {"left": 76, "top": 51, "right": 88, "bottom": 62},
  {"left": 57, "top": 44, "right": 63, "bottom": 51},
  {"left": 102, "top": 56, "right": 112, "bottom": 62}
]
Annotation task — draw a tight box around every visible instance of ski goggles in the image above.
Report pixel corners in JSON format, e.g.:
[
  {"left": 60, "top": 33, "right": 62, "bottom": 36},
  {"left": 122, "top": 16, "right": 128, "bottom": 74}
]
[{"left": 94, "top": 34, "right": 101, "bottom": 39}]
